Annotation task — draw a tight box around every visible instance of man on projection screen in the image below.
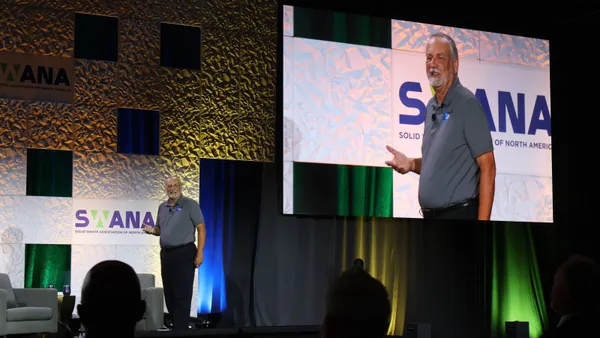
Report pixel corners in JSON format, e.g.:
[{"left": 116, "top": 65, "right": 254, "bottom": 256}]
[
  {"left": 385, "top": 33, "right": 496, "bottom": 221},
  {"left": 143, "top": 176, "right": 206, "bottom": 330}
]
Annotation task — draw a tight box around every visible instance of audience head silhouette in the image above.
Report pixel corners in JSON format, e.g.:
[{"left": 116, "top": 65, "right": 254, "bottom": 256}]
[
  {"left": 77, "top": 260, "right": 145, "bottom": 336},
  {"left": 551, "top": 254, "right": 600, "bottom": 315},
  {"left": 353, "top": 258, "right": 365, "bottom": 270},
  {"left": 322, "top": 268, "right": 391, "bottom": 338}
]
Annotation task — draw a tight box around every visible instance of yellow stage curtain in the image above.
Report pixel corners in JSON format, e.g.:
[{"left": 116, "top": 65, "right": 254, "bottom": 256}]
[{"left": 336, "top": 216, "right": 409, "bottom": 335}]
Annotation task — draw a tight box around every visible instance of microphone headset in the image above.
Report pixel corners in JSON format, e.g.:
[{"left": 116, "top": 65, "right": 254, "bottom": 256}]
[
  {"left": 426, "top": 113, "right": 438, "bottom": 135},
  {"left": 431, "top": 111, "right": 451, "bottom": 123}
]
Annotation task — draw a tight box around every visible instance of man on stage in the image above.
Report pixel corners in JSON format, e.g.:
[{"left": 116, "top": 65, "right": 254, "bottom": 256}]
[
  {"left": 144, "top": 176, "right": 206, "bottom": 330},
  {"left": 385, "top": 33, "right": 496, "bottom": 220}
]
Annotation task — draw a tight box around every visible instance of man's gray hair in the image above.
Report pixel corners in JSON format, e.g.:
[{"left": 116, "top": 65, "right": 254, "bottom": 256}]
[
  {"left": 165, "top": 176, "right": 182, "bottom": 187},
  {"left": 430, "top": 32, "right": 459, "bottom": 62}
]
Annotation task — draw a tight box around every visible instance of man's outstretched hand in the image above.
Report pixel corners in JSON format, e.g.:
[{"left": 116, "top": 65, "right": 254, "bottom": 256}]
[
  {"left": 385, "top": 145, "right": 412, "bottom": 174},
  {"left": 143, "top": 224, "right": 155, "bottom": 235}
]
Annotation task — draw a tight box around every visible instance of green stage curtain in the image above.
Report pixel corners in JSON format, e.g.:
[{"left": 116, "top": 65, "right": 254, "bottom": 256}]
[
  {"left": 490, "top": 223, "right": 548, "bottom": 338},
  {"left": 292, "top": 163, "right": 393, "bottom": 217},
  {"left": 337, "top": 166, "right": 393, "bottom": 217},
  {"left": 25, "top": 244, "right": 71, "bottom": 290},
  {"left": 26, "top": 149, "right": 73, "bottom": 197}
]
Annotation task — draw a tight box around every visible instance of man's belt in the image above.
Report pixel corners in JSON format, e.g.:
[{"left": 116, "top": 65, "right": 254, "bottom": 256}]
[
  {"left": 421, "top": 198, "right": 477, "bottom": 218},
  {"left": 162, "top": 242, "right": 194, "bottom": 252}
]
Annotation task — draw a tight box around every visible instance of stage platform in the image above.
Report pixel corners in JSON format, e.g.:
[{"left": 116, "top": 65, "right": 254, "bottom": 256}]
[{"left": 134, "top": 326, "right": 321, "bottom": 338}]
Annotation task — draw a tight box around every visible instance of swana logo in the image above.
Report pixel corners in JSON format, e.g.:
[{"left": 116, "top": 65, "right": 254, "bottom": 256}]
[
  {"left": 0, "top": 62, "right": 71, "bottom": 86},
  {"left": 75, "top": 209, "right": 155, "bottom": 229}
]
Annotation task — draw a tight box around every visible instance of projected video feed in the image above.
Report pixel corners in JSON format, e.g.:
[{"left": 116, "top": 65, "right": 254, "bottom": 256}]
[{"left": 282, "top": 6, "right": 552, "bottom": 222}]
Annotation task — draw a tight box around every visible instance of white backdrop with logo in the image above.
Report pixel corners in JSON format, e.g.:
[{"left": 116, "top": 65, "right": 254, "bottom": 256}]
[
  {"left": 72, "top": 199, "right": 161, "bottom": 245},
  {"left": 0, "top": 195, "right": 198, "bottom": 317},
  {"left": 69, "top": 198, "right": 198, "bottom": 316}
]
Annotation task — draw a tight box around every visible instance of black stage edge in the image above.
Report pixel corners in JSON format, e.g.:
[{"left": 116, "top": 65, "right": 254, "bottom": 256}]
[
  {"left": 135, "top": 328, "right": 240, "bottom": 338},
  {"left": 134, "top": 326, "right": 321, "bottom": 338},
  {"left": 242, "top": 326, "right": 321, "bottom": 335}
]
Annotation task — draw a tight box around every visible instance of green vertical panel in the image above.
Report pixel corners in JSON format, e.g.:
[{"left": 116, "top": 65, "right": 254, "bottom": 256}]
[
  {"left": 350, "top": 166, "right": 366, "bottom": 215},
  {"left": 26, "top": 148, "right": 73, "bottom": 197},
  {"left": 355, "top": 15, "right": 369, "bottom": 47},
  {"left": 490, "top": 223, "right": 548, "bottom": 338},
  {"left": 337, "top": 165, "right": 349, "bottom": 215},
  {"left": 490, "top": 223, "right": 503, "bottom": 338},
  {"left": 293, "top": 162, "right": 392, "bottom": 217},
  {"left": 293, "top": 162, "right": 338, "bottom": 215},
  {"left": 376, "top": 167, "right": 393, "bottom": 217},
  {"left": 370, "top": 15, "right": 390, "bottom": 49},
  {"left": 332, "top": 12, "right": 346, "bottom": 42},
  {"left": 25, "top": 244, "right": 71, "bottom": 290},
  {"left": 293, "top": 6, "right": 391, "bottom": 48},
  {"left": 337, "top": 166, "right": 393, "bottom": 218}
]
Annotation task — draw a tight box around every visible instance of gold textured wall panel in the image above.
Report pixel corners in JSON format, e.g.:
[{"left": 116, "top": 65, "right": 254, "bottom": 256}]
[
  {"left": 109, "top": 0, "right": 203, "bottom": 26},
  {"left": 72, "top": 106, "right": 117, "bottom": 153},
  {"left": 69, "top": 0, "right": 274, "bottom": 161},
  {"left": 0, "top": 100, "right": 86, "bottom": 151},
  {"left": 0, "top": 5, "right": 74, "bottom": 57},
  {"left": 200, "top": 0, "right": 237, "bottom": 28},
  {"left": 0, "top": 99, "right": 28, "bottom": 196},
  {"left": 113, "top": 65, "right": 203, "bottom": 113},
  {"left": 0, "top": 147, "right": 26, "bottom": 196},
  {"left": 5, "top": 0, "right": 205, "bottom": 25},
  {"left": 238, "top": 76, "right": 276, "bottom": 162},
  {"left": 156, "top": 67, "right": 203, "bottom": 113},
  {"left": 73, "top": 151, "right": 122, "bottom": 199},
  {"left": 0, "top": 0, "right": 276, "bottom": 206},
  {"left": 200, "top": 26, "right": 239, "bottom": 160},
  {"left": 5, "top": 0, "right": 118, "bottom": 16},
  {"left": 116, "top": 64, "right": 164, "bottom": 111},
  {"left": 162, "top": 156, "right": 200, "bottom": 200},
  {"left": 73, "top": 152, "right": 200, "bottom": 201},
  {"left": 117, "top": 154, "right": 165, "bottom": 200},
  {"left": 158, "top": 0, "right": 204, "bottom": 26},
  {"left": 241, "top": 0, "right": 277, "bottom": 32},
  {"left": 238, "top": 0, "right": 277, "bottom": 161},
  {"left": 109, "top": 0, "right": 166, "bottom": 22},
  {"left": 0, "top": 99, "right": 27, "bottom": 150},
  {"left": 116, "top": 154, "right": 200, "bottom": 201},
  {"left": 27, "top": 102, "right": 75, "bottom": 151},
  {"left": 119, "top": 19, "right": 160, "bottom": 65},
  {"left": 74, "top": 60, "right": 120, "bottom": 107},
  {"left": 161, "top": 110, "right": 202, "bottom": 159}
]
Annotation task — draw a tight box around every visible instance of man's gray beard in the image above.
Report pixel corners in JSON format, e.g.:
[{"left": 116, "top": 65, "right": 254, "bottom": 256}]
[{"left": 428, "top": 75, "right": 444, "bottom": 88}]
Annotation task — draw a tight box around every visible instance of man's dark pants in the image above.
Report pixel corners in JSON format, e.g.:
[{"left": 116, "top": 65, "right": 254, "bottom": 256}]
[{"left": 161, "top": 242, "right": 196, "bottom": 330}]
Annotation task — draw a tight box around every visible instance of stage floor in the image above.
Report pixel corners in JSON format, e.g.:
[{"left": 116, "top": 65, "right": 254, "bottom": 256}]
[{"left": 133, "top": 326, "right": 320, "bottom": 338}]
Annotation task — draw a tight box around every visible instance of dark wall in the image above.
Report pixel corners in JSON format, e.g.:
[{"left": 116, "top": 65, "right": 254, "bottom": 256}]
[
  {"left": 406, "top": 222, "right": 487, "bottom": 338},
  {"left": 551, "top": 12, "right": 599, "bottom": 260}
]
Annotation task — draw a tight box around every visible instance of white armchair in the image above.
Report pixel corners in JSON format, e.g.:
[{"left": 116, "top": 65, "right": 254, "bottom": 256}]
[
  {"left": 136, "top": 273, "right": 164, "bottom": 331},
  {"left": 0, "top": 273, "right": 58, "bottom": 336}
]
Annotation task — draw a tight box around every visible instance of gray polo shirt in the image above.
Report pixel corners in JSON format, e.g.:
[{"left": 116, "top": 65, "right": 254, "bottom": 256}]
[
  {"left": 156, "top": 195, "right": 204, "bottom": 248},
  {"left": 418, "top": 77, "right": 494, "bottom": 209}
]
